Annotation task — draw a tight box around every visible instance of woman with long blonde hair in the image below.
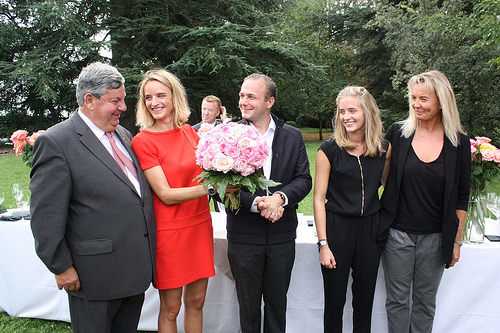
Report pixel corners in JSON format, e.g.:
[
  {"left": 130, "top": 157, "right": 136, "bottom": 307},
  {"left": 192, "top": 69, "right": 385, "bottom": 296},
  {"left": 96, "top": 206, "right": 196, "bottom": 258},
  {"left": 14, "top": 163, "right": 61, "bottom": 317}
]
[
  {"left": 132, "top": 69, "right": 215, "bottom": 333},
  {"left": 314, "top": 86, "right": 388, "bottom": 332},
  {"left": 381, "top": 70, "right": 471, "bottom": 333}
]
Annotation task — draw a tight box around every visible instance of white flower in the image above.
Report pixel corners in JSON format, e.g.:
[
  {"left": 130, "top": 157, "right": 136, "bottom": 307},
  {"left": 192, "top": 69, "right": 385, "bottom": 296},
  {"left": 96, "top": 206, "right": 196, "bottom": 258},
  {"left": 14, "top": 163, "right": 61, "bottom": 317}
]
[
  {"left": 238, "top": 136, "right": 257, "bottom": 149},
  {"left": 213, "top": 153, "right": 234, "bottom": 173}
]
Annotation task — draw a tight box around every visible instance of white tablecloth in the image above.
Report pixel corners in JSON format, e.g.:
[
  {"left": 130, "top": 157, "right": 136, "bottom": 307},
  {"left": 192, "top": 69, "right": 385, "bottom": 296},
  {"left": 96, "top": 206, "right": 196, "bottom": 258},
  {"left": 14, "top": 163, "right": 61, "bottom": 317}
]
[{"left": 1, "top": 213, "right": 500, "bottom": 332}]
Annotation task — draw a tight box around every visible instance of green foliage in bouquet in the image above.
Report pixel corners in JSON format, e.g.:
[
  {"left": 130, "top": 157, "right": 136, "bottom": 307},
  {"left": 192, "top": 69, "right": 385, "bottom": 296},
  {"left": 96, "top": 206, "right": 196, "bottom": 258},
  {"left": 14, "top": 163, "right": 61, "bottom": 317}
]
[{"left": 198, "top": 169, "right": 280, "bottom": 211}]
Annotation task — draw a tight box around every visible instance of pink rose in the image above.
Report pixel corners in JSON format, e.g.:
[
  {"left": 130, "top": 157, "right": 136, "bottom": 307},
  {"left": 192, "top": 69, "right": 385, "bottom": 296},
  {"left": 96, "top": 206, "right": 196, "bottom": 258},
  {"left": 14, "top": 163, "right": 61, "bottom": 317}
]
[
  {"left": 195, "top": 122, "right": 269, "bottom": 176},
  {"left": 482, "top": 150, "right": 495, "bottom": 162},
  {"left": 10, "top": 130, "right": 28, "bottom": 144},
  {"left": 10, "top": 130, "right": 29, "bottom": 156},
  {"left": 475, "top": 136, "right": 491, "bottom": 144},
  {"left": 482, "top": 149, "right": 500, "bottom": 164}
]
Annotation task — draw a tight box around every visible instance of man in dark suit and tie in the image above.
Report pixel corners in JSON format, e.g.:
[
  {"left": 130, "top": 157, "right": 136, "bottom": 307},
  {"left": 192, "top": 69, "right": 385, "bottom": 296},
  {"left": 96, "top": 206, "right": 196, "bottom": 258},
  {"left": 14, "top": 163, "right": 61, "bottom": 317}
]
[
  {"left": 226, "top": 73, "right": 312, "bottom": 333},
  {"left": 30, "top": 62, "right": 155, "bottom": 333}
]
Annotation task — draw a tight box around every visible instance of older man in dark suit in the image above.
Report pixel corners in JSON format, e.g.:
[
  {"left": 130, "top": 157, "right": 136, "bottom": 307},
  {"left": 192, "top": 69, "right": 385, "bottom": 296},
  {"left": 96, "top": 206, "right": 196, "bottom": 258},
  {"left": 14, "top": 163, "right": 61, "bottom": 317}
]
[
  {"left": 226, "top": 73, "right": 312, "bottom": 333},
  {"left": 30, "top": 62, "right": 155, "bottom": 333}
]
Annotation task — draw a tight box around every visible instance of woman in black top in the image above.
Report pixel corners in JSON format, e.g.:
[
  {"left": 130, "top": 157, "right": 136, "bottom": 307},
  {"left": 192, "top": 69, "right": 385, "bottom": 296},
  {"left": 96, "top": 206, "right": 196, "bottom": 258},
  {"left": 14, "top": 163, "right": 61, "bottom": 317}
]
[
  {"left": 380, "top": 70, "right": 471, "bottom": 333},
  {"left": 314, "top": 86, "right": 388, "bottom": 333}
]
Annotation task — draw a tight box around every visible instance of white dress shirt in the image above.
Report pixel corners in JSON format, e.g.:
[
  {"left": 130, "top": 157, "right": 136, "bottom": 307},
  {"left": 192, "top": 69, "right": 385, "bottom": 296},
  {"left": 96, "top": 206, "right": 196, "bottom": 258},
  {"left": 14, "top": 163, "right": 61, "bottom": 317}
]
[
  {"left": 250, "top": 116, "right": 288, "bottom": 212},
  {"left": 256, "top": 117, "right": 276, "bottom": 180},
  {"left": 78, "top": 110, "right": 141, "bottom": 196}
]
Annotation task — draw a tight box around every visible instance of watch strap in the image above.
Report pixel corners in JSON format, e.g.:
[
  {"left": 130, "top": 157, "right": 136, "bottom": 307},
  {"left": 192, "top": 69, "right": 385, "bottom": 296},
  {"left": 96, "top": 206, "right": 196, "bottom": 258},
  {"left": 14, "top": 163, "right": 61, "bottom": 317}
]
[{"left": 317, "top": 239, "right": 328, "bottom": 250}]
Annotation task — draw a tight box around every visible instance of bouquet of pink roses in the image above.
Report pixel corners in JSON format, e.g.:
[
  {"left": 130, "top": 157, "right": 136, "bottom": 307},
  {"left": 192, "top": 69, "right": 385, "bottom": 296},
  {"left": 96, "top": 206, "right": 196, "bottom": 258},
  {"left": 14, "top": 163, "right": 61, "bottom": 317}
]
[
  {"left": 10, "top": 129, "right": 46, "bottom": 167},
  {"left": 470, "top": 136, "right": 500, "bottom": 198},
  {"left": 195, "top": 122, "right": 279, "bottom": 211}
]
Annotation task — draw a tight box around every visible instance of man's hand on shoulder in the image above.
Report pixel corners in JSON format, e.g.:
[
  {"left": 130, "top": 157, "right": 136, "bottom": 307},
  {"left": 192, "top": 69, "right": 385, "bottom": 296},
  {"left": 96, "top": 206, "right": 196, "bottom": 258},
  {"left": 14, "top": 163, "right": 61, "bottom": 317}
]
[{"left": 56, "top": 266, "right": 80, "bottom": 292}]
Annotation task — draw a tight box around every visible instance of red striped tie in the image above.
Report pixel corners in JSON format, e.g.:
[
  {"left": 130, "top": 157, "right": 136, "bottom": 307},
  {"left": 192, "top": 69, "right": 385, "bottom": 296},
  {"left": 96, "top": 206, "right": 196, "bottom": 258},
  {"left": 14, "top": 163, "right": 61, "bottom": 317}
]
[{"left": 105, "top": 132, "right": 138, "bottom": 179}]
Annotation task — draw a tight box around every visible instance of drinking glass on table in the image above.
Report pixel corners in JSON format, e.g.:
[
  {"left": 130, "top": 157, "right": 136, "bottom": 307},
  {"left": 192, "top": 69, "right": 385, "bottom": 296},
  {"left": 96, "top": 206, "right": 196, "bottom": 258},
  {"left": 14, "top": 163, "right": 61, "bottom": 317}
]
[
  {"left": 485, "top": 193, "right": 499, "bottom": 220},
  {"left": 484, "top": 193, "right": 500, "bottom": 237},
  {"left": 11, "top": 184, "right": 24, "bottom": 208},
  {"left": 0, "top": 192, "right": 6, "bottom": 214}
]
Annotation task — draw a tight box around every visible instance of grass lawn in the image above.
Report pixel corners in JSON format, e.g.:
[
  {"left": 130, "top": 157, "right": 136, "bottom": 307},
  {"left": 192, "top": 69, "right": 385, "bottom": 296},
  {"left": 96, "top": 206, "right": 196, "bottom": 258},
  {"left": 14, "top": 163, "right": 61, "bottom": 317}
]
[
  {"left": 298, "top": 141, "right": 320, "bottom": 215},
  {"left": 0, "top": 312, "right": 71, "bottom": 333}
]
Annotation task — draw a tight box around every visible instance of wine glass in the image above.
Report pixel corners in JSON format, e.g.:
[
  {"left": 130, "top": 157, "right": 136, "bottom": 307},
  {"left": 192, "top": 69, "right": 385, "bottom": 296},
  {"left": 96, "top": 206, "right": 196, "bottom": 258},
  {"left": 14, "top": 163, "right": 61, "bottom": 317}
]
[
  {"left": 486, "top": 193, "right": 499, "bottom": 220},
  {"left": 0, "top": 192, "right": 5, "bottom": 212},
  {"left": 12, "top": 184, "right": 24, "bottom": 208},
  {"left": 484, "top": 193, "right": 500, "bottom": 236}
]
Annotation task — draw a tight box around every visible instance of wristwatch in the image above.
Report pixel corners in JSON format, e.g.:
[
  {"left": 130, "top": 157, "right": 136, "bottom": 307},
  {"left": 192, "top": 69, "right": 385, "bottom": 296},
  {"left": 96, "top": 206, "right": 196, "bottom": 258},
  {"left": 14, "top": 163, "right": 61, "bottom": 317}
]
[
  {"left": 275, "top": 191, "right": 286, "bottom": 206},
  {"left": 207, "top": 185, "right": 217, "bottom": 197},
  {"left": 317, "top": 239, "right": 328, "bottom": 250}
]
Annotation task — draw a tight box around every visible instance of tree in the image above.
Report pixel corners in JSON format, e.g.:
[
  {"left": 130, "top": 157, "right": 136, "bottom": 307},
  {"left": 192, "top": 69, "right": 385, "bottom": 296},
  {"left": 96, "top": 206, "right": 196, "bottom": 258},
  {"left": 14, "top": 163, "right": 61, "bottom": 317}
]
[
  {"left": 321, "top": 0, "right": 409, "bottom": 127},
  {"left": 106, "top": 0, "right": 317, "bottom": 130},
  {"left": 374, "top": 0, "right": 500, "bottom": 141},
  {"left": 274, "top": 0, "right": 347, "bottom": 139},
  {"left": 0, "top": 0, "right": 106, "bottom": 136},
  {"left": 0, "top": 0, "right": 317, "bottom": 135},
  {"left": 313, "top": 0, "right": 499, "bottom": 141}
]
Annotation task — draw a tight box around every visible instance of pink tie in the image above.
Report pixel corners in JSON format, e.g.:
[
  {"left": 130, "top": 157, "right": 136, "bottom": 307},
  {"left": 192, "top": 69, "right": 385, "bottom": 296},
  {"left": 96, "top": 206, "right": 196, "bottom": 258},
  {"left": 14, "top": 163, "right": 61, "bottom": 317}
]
[{"left": 105, "top": 132, "right": 138, "bottom": 179}]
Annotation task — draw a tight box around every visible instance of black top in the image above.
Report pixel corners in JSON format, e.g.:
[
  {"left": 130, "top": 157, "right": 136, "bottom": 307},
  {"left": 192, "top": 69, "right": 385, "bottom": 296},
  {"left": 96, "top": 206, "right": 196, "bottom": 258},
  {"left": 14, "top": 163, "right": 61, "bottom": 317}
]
[
  {"left": 394, "top": 145, "right": 445, "bottom": 233},
  {"left": 320, "top": 140, "right": 386, "bottom": 217},
  {"left": 380, "top": 123, "right": 471, "bottom": 267}
]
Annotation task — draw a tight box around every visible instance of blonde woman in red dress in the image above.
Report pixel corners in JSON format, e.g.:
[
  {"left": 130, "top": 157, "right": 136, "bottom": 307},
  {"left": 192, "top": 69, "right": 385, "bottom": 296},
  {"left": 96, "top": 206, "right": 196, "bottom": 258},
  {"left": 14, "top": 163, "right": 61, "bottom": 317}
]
[{"left": 131, "top": 69, "right": 214, "bottom": 333}]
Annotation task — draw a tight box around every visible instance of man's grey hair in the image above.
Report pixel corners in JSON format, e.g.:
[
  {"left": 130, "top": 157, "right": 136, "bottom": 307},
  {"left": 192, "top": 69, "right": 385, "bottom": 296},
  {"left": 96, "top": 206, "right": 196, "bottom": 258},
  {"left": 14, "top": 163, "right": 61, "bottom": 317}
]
[{"left": 76, "top": 62, "right": 125, "bottom": 106}]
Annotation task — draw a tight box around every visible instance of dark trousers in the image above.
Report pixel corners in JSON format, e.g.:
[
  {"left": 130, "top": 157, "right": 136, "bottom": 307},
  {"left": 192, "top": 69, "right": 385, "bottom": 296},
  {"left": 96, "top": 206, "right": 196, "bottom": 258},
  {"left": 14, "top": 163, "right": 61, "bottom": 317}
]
[
  {"left": 322, "top": 214, "right": 381, "bottom": 333},
  {"left": 68, "top": 293, "right": 145, "bottom": 333},
  {"left": 228, "top": 240, "right": 296, "bottom": 333}
]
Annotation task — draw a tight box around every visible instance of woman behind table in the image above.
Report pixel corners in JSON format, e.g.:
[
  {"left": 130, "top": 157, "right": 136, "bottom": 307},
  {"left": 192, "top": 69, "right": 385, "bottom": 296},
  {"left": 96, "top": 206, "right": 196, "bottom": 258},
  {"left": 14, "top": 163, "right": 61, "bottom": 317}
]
[
  {"left": 131, "top": 69, "right": 214, "bottom": 333},
  {"left": 313, "top": 86, "right": 388, "bottom": 332},
  {"left": 381, "top": 70, "right": 471, "bottom": 333}
]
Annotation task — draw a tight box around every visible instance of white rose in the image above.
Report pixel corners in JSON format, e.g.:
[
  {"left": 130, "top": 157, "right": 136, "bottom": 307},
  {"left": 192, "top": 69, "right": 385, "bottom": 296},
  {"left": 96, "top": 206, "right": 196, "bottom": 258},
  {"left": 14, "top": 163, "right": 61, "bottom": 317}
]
[
  {"left": 238, "top": 136, "right": 257, "bottom": 149},
  {"left": 213, "top": 154, "right": 234, "bottom": 173}
]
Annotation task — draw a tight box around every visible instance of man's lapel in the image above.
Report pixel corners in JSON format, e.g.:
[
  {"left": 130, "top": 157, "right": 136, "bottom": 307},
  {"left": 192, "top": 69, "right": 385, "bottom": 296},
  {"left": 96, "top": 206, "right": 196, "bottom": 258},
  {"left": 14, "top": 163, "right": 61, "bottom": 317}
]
[
  {"left": 71, "top": 113, "right": 139, "bottom": 196},
  {"left": 269, "top": 127, "right": 280, "bottom": 180}
]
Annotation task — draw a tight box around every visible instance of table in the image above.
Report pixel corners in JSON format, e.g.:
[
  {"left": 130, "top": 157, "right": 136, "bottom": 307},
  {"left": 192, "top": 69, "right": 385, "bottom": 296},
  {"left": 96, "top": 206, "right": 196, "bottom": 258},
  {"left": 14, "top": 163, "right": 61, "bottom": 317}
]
[{"left": 1, "top": 213, "right": 500, "bottom": 332}]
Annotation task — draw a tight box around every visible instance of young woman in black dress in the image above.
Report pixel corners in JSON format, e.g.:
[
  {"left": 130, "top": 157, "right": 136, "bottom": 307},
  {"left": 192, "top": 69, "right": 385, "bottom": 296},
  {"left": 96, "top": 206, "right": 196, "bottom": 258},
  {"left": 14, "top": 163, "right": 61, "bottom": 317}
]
[{"left": 313, "top": 86, "right": 388, "bottom": 333}]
